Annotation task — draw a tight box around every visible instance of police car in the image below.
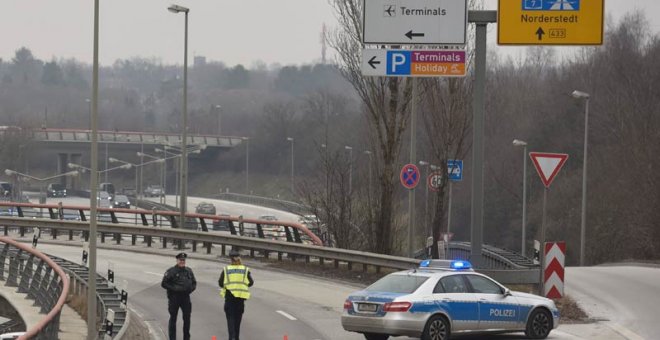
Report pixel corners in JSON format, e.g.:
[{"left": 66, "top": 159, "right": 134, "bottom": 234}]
[{"left": 342, "top": 260, "right": 559, "bottom": 340}]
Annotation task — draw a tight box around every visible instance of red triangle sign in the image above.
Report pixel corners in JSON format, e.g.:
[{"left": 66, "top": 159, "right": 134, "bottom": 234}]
[{"left": 529, "top": 152, "right": 569, "bottom": 188}]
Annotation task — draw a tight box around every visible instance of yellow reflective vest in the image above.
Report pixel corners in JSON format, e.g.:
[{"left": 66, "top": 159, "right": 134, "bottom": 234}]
[{"left": 221, "top": 265, "right": 251, "bottom": 299}]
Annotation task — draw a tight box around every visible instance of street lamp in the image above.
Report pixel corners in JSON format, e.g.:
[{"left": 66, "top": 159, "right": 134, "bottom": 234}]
[
  {"left": 4, "top": 169, "right": 79, "bottom": 216},
  {"left": 513, "top": 139, "right": 528, "bottom": 256},
  {"left": 156, "top": 145, "right": 204, "bottom": 207},
  {"left": 168, "top": 3, "right": 190, "bottom": 233},
  {"left": 85, "top": 98, "right": 91, "bottom": 130},
  {"left": 242, "top": 137, "right": 249, "bottom": 193},
  {"left": 345, "top": 146, "right": 353, "bottom": 193},
  {"left": 572, "top": 89, "right": 590, "bottom": 266},
  {"left": 138, "top": 152, "right": 165, "bottom": 203},
  {"left": 287, "top": 137, "right": 294, "bottom": 193},
  {"left": 215, "top": 105, "right": 222, "bottom": 135},
  {"left": 419, "top": 160, "right": 432, "bottom": 235}
]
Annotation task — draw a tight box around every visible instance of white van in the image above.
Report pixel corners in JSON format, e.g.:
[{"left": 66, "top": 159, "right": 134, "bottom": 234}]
[{"left": 97, "top": 191, "right": 111, "bottom": 208}]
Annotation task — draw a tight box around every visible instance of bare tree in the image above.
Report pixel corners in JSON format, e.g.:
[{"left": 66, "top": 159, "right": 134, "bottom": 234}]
[{"left": 327, "top": 0, "right": 413, "bottom": 255}]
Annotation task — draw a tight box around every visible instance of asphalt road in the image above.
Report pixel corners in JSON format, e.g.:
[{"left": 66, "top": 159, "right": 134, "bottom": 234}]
[{"left": 566, "top": 265, "right": 660, "bottom": 340}]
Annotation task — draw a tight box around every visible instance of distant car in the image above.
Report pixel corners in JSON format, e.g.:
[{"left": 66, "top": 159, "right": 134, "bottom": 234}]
[
  {"left": 342, "top": 260, "right": 560, "bottom": 340},
  {"left": 195, "top": 202, "right": 216, "bottom": 215},
  {"left": 113, "top": 195, "right": 131, "bottom": 209},
  {"left": 122, "top": 187, "right": 137, "bottom": 197},
  {"left": 259, "top": 215, "right": 281, "bottom": 238},
  {"left": 144, "top": 185, "right": 165, "bottom": 197},
  {"left": 212, "top": 213, "right": 231, "bottom": 231},
  {"left": 0, "top": 182, "right": 12, "bottom": 197},
  {"left": 46, "top": 183, "right": 67, "bottom": 198},
  {"left": 97, "top": 191, "right": 111, "bottom": 208},
  {"left": 61, "top": 209, "right": 81, "bottom": 221}
]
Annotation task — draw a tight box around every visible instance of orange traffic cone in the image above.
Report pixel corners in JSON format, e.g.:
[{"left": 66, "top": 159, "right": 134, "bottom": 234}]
[
  {"left": 211, "top": 336, "right": 217, "bottom": 340},
  {"left": 283, "top": 335, "right": 288, "bottom": 340}
]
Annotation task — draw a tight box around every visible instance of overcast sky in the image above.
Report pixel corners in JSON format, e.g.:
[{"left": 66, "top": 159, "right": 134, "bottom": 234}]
[{"left": 1, "top": 0, "right": 659, "bottom": 67}]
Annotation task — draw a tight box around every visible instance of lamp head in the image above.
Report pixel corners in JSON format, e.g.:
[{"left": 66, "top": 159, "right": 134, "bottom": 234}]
[
  {"left": 4, "top": 169, "right": 16, "bottom": 176},
  {"left": 286, "top": 137, "right": 293, "bottom": 142},
  {"left": 345, "top": 146, "right": 352, "bottom": 150},
  {"left": 168, "top": 4, "right": 189, "bottom": 13},
  {"left": 571, "top": 90, "right": 590, "bottom": 99},
  {"left": 419, "top": 160, "right": 429, "bottom": 166},
  {"left": 108, "top": 157, "right": 119, "bottom": 163},
  {"left": 512, "top": 139, "right": 527, "bottom": 147}
]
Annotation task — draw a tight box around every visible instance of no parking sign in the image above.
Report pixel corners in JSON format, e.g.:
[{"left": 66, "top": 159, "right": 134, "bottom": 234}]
[{"left": 400, "top": 164, "right": 420, "bottom": 189}]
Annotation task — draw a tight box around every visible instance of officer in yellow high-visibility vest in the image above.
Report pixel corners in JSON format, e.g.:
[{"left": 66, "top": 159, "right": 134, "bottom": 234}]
[{"left": 219, "top": 248, "right": 254, "bottom": 340}]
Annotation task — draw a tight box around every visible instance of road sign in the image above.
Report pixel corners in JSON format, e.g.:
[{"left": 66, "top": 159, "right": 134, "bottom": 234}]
[
  {"left": 544, "top": 241, "right": 566, "bottom": 299},
  {"left": 427, "top": 171, "right": 443, "bottom": 192},
  {"left": 362, "top": 49, "right": 466, "bottom": 77},
  {"left": 363, "top": 0, "right": 468, "bottom": 45},
  {"left": 400, "top": 163, "right": 420, "bottom": 189},
  {"left": 498, "top": 0, "right": 604, "bottom": 45},
  {"left": 529, "top": 152, "right": 568, "bottom": 188},
  {"left": 447, "top": 159, "right": 463, "bottom": 181}
]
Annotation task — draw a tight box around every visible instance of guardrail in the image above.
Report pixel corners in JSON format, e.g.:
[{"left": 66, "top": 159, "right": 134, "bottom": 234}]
[
  {"left": 0, "top": 217, "right": 540, "bottom": 284},
  {"left": 46, "top": 254, "right": 129, "bottom": 338},
  {"left": 0, "top": 237, "right": 69, "bottom": 340}
]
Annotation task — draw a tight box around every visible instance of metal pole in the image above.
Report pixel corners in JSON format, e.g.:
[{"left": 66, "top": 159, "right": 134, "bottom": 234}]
[
  {"left": 87, "top": 0, "right": 100, "bottom": 336},
  {"left": 290, "top": 139, "right": 294, "bottom": 193},
  {"left": 408, "top": 79, "right": 418, "bottom": 258},
  {"left": 245, "top": 138, "right": 250, "bottom": 193},
  {"left": 446, "top": 181, "right": 453, "bottom": 259},
  {"left": 424, "top": 165, "right": 429, "bottom": 236},
  {"left": 348, "top": 147, "right": 353, "bottom": 193},
  {"left": 104, "top": 142, "right": 108, "bottom": 183},
  {"left": 580, "top": 98, "right": 589, "bottom": 266},
  {"left": 539, "top": 187, "right": 548, "bottom": 295},
  {"left": 179, "top": 11, "right": 189, "bottom": 233},
  {"left": 522, "top": 144, "right": 528, "bottom": 256},
  {"left": 139, "top": 144, "right": 144, "bottom": 202},
  {"left": 469, "top": 12, "right": 494, "bottom": 267}
]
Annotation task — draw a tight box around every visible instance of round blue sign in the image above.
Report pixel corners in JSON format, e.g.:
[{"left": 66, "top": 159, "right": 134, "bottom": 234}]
[{"left": 400, "top": 164, "right": 420, "bottom": 189}]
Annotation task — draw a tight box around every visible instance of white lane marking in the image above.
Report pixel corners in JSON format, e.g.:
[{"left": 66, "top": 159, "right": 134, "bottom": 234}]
[
  {"left": 146, "top": 271, "right": 163, "bottom": 277},
  {"left": 276, "top": 310, "right": 297, "bottom": 321},
  {"left": 606, "top": 322, "right": 645, "bottom": 340}
]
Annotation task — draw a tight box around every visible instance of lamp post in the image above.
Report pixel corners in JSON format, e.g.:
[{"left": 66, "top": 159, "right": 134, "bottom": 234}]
[
  {"left": 216, "top": 104, "right": 222, "bottom": 135},
  {"left": 287, "top": 137, "right": 294, "bottom": 193},
  {"left": 572, "top": 90, "right": 590, "bottom": 266},
  {"left": 419, "top": 160, "right": 431, "bottom": 234},
  {"left": 345, "top": 146, "right": 353, "bottom": 193},
  {"left": 157, "top": 144, "right": 205, "bottom": 207},
  {"left": 138, "top": 152, "right": 165, "bottom": 203},
  {"left": 168, "top": 3, "right": 190, "bottom": 232},
  {"left": 513, "top": 139, "right": 528, "bottom": 256},
  {"left": 242, "top": 137, "right": 249, "bottom": 193},
  {"left": 85, "top": 98, "right": 91, "bottom": 130}
]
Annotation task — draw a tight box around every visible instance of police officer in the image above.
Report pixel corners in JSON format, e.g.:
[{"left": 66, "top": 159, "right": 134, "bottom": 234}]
[
  {"left": 219, "top": 249, "right": 254, "bottom": 340},
  {"left": 162, "top": 252, "right": 196, "bottom": 340}
]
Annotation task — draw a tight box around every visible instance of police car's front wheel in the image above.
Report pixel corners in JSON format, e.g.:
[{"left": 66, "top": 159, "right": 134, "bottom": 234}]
[
  {"left": 525, "top": 308, "right": 552, "bottom": 339},
  {"left": 422, "top": 315, "right": 450, "bottom": 340}
]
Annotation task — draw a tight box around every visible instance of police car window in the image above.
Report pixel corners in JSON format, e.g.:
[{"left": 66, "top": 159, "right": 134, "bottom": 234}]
[
  {"left": 439, "top": 275, "right": 468, "bottom": 294},
  {"left": 465, "top": 275, "right": 503, "bottom": 294},
  {"left": 365, "top": 274, "right": 429, "bottom": 294}
]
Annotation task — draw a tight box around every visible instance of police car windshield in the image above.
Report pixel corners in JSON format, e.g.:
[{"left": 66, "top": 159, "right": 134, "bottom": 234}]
[{"left": 365, "top": 274, "right": 429, "bottom": 294}]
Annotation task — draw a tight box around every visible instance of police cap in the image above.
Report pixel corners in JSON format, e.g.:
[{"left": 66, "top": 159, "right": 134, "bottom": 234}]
[
  {"left": 228, "top": 249, "right": 240, "bottom": 257},
  {"left": 175, "top": 252, "right": 187, "bottom": 259}
]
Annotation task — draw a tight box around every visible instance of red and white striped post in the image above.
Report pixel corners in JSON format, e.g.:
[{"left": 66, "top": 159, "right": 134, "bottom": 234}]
[{"left": 543, "top": 241, "right": 566, "bottom": 299}]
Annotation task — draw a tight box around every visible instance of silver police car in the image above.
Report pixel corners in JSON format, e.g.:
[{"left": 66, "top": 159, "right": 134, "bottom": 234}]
[{"left": 342, "top": 260, "right": 559, "bottom": 340}]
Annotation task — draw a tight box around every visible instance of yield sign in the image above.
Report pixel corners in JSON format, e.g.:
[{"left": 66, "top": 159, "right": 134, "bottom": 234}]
[{"left": 529, "top": 152, "right": 569, "bottom": 188}]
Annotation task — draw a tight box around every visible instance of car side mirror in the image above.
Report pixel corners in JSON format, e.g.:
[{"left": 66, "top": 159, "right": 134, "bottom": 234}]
[{"left": 503, "top": 288, "right": 512, "bottom": 297}]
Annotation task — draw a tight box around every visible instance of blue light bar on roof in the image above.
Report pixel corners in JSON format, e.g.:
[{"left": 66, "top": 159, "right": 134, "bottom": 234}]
[
  {"left": 451, "top": 260, "right": 471, "bottom": 270},
  {"left": 420, "top": 260, "right": 431, "bottom": 267}
]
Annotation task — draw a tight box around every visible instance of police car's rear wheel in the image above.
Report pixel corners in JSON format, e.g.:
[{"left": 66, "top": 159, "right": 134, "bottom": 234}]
[
  {"left": 525, "top": 308, "right": 552, "bottom": 339},
  {"left": 363, "top": 333, "right": 388, "bottom": 340},
  {"left": 422, "top": 315, "right": 449, "bottom": 340}
]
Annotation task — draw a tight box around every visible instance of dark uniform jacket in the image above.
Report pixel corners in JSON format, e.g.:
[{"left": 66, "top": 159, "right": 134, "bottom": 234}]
[{"left": 162, "top": 265, "right": 197, "bottom": 297}]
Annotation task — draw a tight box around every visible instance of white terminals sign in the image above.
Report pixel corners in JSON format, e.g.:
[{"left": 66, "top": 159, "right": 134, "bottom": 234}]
[{"left": 362, "top": 0, "right": 468, "bottom": 45}]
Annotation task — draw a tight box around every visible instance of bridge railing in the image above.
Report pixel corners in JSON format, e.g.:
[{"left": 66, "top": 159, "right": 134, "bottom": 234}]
[
  {"left": 0, "top": 217, "right": 540, "bottom": 284},
  {"left": 0, "top": 237, "right": 69, "bottom": 340}
]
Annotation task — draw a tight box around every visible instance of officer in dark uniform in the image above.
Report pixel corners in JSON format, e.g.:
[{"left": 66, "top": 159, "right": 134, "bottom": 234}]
[
  {"left": 219, "top": 249, "right": 254, "bottom": 340},
  {"left": 162, "top": 252, "right": 196, "bottom": 340}
]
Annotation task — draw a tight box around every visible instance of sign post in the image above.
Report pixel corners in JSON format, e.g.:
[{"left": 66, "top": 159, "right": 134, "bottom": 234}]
[
  {"left": 498, "top": 0, "right": 604, "bottom": 45},
  {"left": 529, "top": 152, "right": 568, "bottom": 293},
  {"left": 445, "top": 159, "right": 463, "bottom": 259}
]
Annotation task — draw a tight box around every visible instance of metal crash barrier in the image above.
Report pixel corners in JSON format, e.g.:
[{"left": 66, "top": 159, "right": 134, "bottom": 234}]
[{"left": 0, "top": 237, "right": 69, "bottom": 340}]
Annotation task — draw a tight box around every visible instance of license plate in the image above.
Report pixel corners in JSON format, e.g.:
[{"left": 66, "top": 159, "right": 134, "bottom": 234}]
[{"left": 358, "top": 303, "right": 378, "bottom": 312}]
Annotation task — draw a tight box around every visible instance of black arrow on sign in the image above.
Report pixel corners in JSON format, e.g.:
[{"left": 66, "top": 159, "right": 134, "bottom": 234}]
[
  {"left": 405, "top": 30, "right": 425, "bottom": 40},
  {"left": 368, "top": 56, "right": 381, "bottom": 69},
  {"left": 536, "top": 27, "right": 545, "bottom": 41}
]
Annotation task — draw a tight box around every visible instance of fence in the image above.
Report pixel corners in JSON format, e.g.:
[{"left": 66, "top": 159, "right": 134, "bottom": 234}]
[{"left": 0, "top": 237, "right": 69, "bottom": 340}]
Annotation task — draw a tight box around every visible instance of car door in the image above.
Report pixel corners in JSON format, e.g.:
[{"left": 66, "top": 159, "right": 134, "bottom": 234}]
[
  {"left": 464, "top": 274, "right": 521, "bottom": 330},
  {"left": 432, "top": 274, "right": 480, "bottom": 332}
]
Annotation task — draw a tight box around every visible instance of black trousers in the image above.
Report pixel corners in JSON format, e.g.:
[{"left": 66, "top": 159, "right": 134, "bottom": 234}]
[
  {"left": 168, "top": 293, "right": 192, "bottom": 340},
  {"left": 224, "top": 298, "right": 245, "bottom": 340}
]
